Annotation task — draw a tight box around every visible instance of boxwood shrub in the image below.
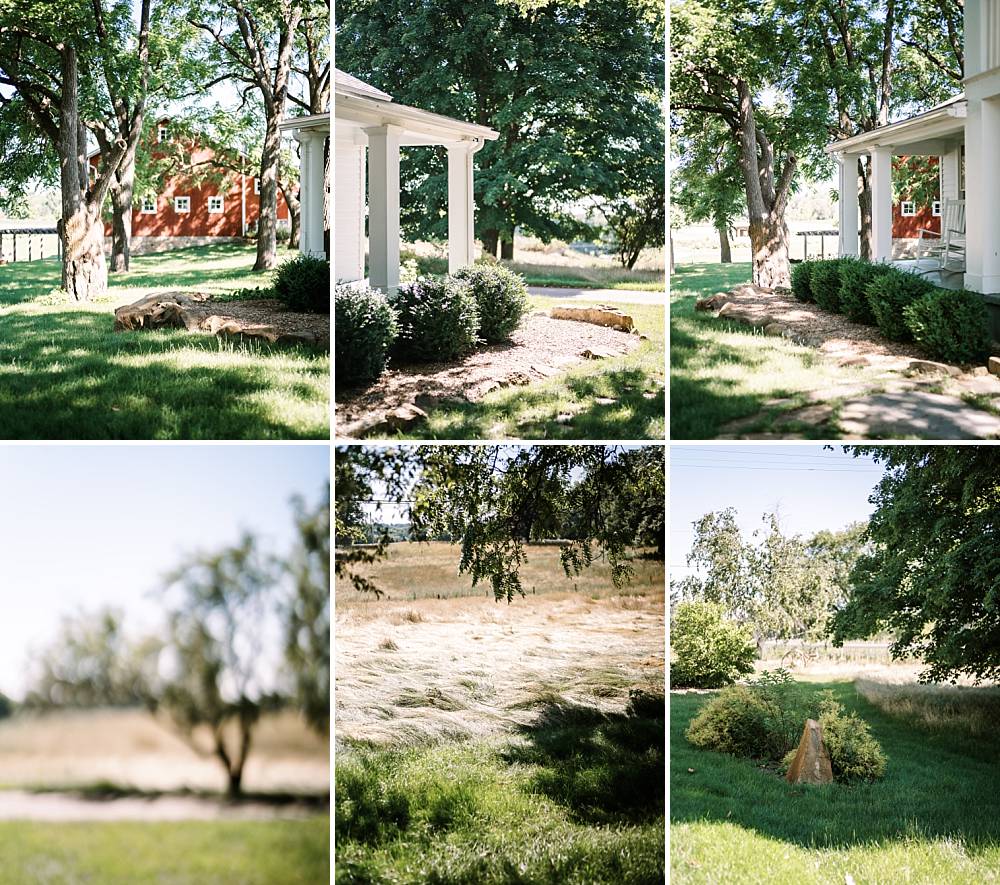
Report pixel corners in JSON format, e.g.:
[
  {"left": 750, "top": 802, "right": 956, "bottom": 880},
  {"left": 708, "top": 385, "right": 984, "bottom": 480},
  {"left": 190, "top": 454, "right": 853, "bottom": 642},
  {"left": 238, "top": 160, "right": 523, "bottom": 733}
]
[
  {"left": 451, "top": 264, "right": 529, "bottom": 342},
  {"left": 838, "top": 259, "right": 894, "bottom": 324},
  {"left": 866, "top": 270, "right": 936, "bottom": 341},
  {"left": 810, "top": 259, "right": 848, "bottom": 312},
  {"left": 670, "top": 601, "right": 756, "bottom": 689},
  {"left": 273, "top": 254, "right": 330, "bottom": 313},
  {"left": 390, "top": 277, "right": 480, "bottom": 362},
  {"left": 334, "top": 283, "right": 398, "bottom": 387},
  {"left": 903, "top": 287, "right": 993, "bottom": 363},
  {"left": 790, "top": 261, "right": 815, "bottom": 302}
]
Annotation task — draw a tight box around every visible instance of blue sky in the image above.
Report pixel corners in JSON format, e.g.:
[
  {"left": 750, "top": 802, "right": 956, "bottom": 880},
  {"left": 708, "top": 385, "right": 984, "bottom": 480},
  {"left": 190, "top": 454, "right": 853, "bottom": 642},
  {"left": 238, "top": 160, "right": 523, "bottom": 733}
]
[
  {"left": 671, "top": 445, "right": 887, "bottom": 577},
  {"left": 0, "top": 445, "right": 329, "bottom": 699}
]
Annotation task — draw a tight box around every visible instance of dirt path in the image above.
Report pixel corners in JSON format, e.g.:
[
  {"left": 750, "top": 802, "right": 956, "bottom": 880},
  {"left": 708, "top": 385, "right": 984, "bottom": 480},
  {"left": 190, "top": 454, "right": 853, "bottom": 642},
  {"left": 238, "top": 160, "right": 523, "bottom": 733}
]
[{"left": 0, "top": 790, "right": 324, "bottom": 822}]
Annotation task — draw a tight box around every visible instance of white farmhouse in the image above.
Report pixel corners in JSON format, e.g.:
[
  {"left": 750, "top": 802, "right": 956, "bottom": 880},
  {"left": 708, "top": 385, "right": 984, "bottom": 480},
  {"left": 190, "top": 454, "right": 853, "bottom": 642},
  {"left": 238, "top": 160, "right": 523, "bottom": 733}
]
[{"left": 334, "top": 70, "right": 499, "bottom": 292}]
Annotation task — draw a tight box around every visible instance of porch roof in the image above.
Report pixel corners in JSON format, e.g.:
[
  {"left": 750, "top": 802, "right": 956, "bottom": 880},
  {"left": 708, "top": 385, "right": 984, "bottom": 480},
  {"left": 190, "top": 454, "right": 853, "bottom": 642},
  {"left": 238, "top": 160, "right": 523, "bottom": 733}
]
[
  {"left": 825, "top": 94, "right": 966, "bottom": 155},
  {"left": 335, "top": 72, "right": 498, "bottom": 147},
  {"left": 279, "top": 112, "right": 330, "bottom": 134}
]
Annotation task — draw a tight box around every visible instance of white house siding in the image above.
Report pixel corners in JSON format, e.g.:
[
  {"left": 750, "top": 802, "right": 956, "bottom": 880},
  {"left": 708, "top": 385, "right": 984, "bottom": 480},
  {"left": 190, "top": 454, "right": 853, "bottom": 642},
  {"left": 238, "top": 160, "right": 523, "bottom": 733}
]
[
  {"left": 941, "top": 147, "right": 961, "bottom": 202},
  {"left": 335, "top": 141, "right": 365, "bottom": 283}
]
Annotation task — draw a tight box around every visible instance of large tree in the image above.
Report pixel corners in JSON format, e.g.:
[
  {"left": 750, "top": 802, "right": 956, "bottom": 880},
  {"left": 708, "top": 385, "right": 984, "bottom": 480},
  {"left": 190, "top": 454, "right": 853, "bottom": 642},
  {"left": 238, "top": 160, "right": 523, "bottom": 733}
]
[
  {"left": 831, "top": 446, "right": 1000, "bottom": 683},
  {"left": 0, "top": 0, "right": 151, "bottom": 299},
  {"left": 336, "top": 0, "right": 663, "bottom": 258}
]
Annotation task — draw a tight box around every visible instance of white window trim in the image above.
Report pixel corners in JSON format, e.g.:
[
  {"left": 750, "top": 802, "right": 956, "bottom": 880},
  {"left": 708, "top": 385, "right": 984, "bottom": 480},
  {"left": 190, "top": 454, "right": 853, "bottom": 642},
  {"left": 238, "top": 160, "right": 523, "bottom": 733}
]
[
  {"left": 174, "top": 196, "right": 191, "bottom": 213},
  {"left": 253, "top": 178, "right": 260, "bottom": 194},
  {"left": 901, "top": 201, "right": 916, "bottom": 217},
  {"left": 140, "top": 196, "right": 157, "bottom": 215},
  {"left": 207, "top": 195, "right": 224, "bottom": 214},
  {"left": 932, "top": 200, "right": 942, "bottom": 217},
  {"left": 158, "top": 125, "right": 168, "bottom": 143}
]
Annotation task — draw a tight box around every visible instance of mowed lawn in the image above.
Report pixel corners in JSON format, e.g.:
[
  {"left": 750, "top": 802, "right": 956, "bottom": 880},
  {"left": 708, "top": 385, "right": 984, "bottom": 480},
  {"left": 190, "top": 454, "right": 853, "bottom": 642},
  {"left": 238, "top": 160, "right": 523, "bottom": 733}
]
[
  {"left": 0, "top": 819, "right": 329, "bottom": 884},
  {"left": 671, "top": 681, "right": 1000, "bottom": 885},
  {"left": 0, "top": 244, "right": 329, "bottom": 439},
  {"left": 397, "top": 298, "right": 665, "bottom": 440},
  {"left": 670, "top": 263, "right": 885, "bottom": 439}
]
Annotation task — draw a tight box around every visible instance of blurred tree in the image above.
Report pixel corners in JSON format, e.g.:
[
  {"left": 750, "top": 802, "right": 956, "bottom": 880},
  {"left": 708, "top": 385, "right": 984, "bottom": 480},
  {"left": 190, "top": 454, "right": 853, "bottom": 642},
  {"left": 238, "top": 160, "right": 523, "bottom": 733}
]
[{"left": 0, "top": 692, "right": 14, "bottom": 720}]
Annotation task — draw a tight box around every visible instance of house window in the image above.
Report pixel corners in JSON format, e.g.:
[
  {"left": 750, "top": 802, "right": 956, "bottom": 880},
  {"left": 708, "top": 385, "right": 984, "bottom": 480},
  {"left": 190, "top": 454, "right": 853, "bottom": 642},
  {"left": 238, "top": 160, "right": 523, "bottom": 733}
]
[
  {"left": 208, "top": 196, "right": 224, "bottom": 214},
  {"left": 140, "top": 196, "right": 157, "bottom": 214},
  {"left": 253, "top": 178, "right": 260, "bottom": 194},
  {"left": 932, "top": 201, "right": 942, "bottom": 217},
  {"left": 901, "top": 201, "right": 916, "bottom": 217},
  {"left": 174, "top": 196, "right": 191, "bottom": 213},
  {"left": 158, "top": 125, "right": 168, "bottom": 143}
]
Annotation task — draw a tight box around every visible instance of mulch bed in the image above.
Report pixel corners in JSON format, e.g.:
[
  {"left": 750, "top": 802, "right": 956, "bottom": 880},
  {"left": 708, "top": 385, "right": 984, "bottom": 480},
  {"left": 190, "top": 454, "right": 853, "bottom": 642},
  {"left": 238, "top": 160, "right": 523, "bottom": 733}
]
[{"left": 335, "top": 311, "right": 641, "bottom": 434}]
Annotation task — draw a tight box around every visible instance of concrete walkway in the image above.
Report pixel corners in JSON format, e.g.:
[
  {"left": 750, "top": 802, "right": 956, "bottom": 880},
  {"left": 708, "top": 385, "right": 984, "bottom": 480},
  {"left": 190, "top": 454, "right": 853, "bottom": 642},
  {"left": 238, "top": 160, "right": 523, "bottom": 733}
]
[{"left": 528, "top": 285, "right": 664, "bottom": 304}]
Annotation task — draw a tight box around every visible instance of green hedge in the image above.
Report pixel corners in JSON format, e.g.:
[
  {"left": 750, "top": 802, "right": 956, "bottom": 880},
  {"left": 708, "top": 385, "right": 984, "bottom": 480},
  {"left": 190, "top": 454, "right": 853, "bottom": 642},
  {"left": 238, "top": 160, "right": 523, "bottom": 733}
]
[
  {"left": 866, "top": 270, "right": 936, "bottom": 341},
  {"left": 670, "top": 601, "right": 756, "bottom": 689},
  {"left": 334, "top": 283, "right": 398, "bottom": 387},
  {"left": 810, "top": 259, "right": 848, "bottom": 312},
  {"left": 273, "top": 254, "right": 330, "bottom": 313},
  {"left": 391, "top": 277, "right": 480, "bottom": 362},
  {"left": 451, "top": 264, "right": 529, "bottom": 342},
  {"left": 790, "top": 261, "right": 815, "bottom": 302},
  {"left": 903, "top": 288, "right": 993, "bottom": 363},
  {"left": 838, "top": 260, "right": 894, "bottom": 324}
]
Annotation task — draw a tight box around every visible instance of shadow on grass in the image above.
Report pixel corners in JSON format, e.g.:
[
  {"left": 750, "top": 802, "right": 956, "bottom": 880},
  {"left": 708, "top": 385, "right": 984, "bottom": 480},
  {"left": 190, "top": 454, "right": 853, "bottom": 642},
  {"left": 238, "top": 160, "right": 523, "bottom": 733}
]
[
  {"left": 28, "top": 780, "right": 329, "bottom": 808},
  {"left": 0, "top": 311, "right": 328, "bottom": 439},
  {"left": 671, "top": 681, "right": 1000, "bottom": 852},
  {"left": 502, "top": 692, "right": 665, "bottom": 825}
]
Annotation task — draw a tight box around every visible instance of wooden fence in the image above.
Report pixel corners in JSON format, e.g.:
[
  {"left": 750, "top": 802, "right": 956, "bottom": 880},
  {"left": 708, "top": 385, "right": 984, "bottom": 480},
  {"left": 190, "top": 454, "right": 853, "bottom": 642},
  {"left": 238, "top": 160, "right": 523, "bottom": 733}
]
[{"left": 0, "top": 228, "right": 60, "bottom": 264}]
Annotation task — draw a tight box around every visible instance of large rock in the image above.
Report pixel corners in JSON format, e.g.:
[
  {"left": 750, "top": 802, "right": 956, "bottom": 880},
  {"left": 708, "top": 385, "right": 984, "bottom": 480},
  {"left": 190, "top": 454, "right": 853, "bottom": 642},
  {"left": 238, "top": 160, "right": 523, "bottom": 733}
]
[
  {"left": 989, "top": 356, "right": 1000, "bottom": 378},
  {"left": 549, "top": 305, "right": 634, "bottom": 332},
  {"left": 114, "top": 291, "right": 213, "bottom": 332},
  {"left": 786, "top": 719, "right": 833, "bottom": 785}
]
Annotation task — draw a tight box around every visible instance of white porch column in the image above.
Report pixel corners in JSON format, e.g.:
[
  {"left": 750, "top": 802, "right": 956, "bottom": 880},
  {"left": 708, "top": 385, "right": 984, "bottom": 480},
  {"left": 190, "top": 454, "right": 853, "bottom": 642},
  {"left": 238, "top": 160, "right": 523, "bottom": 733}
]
[
  {"left": 305, "top": 131, "right": 326, "bottom": 258},
  {"left": 447, "top": 140, "right": 484, "bottom": 273},
  {"left": 365, "top": 125, "right": 402, "bottom": 292},
  {"left": 837, "top": 153, "right": 859, "bottom": 257},
  {"left": 965, "top": 96, "right": 1000, "bottom": 293},
  {"left": 294, "top": 130, "right": 312, "bottom": 255},
  {"left": 869, "top": 146, "right": 894, "bottom": 262}
]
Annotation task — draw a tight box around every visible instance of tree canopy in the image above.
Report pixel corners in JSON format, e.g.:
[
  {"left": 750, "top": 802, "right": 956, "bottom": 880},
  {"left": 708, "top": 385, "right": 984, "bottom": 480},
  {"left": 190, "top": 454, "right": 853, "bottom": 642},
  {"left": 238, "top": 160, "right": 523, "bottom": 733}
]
[
  {"left": 336, "top": 0, "right": 663, "bottom": 257},
  {"left": 831, "top": 446, "right": 1000, "bottom": 683}
]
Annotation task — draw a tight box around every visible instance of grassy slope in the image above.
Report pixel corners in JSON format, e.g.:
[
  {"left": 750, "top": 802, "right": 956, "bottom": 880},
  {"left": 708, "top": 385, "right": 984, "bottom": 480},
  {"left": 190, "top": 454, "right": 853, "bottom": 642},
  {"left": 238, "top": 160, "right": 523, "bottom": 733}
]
[
  {"left": 394, "top": 298, "right": 664, "bottom": 440},
  {"left": 671, "top": 681, "right": 1000, "bottom": 885},
  {"left": 670, "top": 263, "right": 886, "bottom": 439},
  {"left": 336, "top": 703, "right": 664, "bottom": 884},
  {"left": 0, "top": 245, "right": 328, "bottom": 439},
  {"left": 0, "top": 819, "right": 329, "bottom": 884}
]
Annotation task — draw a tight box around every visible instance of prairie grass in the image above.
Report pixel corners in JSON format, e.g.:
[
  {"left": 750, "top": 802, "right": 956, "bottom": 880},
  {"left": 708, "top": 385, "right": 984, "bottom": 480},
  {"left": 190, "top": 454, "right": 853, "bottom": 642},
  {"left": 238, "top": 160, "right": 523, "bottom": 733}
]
[
  {"left": 335, "top": 542, "right": 664, "bottom": 882},
  {"left": 856, "top": 679, "right": 1000, "bottom": 739},
  {"left": 672, "top": 680, "right": 1000, "bottom": 884}
]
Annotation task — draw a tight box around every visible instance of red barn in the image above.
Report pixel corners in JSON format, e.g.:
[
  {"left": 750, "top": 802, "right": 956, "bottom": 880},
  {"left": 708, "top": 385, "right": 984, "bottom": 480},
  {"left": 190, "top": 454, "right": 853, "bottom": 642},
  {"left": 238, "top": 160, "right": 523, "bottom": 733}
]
[
  {"left": 892, "top": 156, "right": 941, "bottom": 240},
  {"left": 89, "top": 120, "right": 290, "bottom": 252}
]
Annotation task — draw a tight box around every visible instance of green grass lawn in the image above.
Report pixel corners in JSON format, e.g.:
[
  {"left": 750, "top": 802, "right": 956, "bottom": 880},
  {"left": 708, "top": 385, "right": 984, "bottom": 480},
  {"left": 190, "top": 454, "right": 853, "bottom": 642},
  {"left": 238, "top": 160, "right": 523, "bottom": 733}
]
[
  {"left": 0, "top": 818, "right": 329, "bottom": 884},
  {"left": 0, "top": 244, "right": 328, "bottom": 439},
  {"left": 336, "top": 697, "right": 664, "bottom": 884},
  {"left": 386, "top": 297, "right": 664, "bottom": 440},
  {"left": 671, "top": 263, "right": 888, "bottom": 439},
  {"left": 671, "top": 681, "right": 1000, "bottom": 884}
]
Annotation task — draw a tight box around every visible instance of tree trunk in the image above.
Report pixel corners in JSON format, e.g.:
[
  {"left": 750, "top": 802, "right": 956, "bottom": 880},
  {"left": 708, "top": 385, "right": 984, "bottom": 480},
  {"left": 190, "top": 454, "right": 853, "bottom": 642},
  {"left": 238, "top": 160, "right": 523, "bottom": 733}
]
[
  {"left": 227, "top": 767, "right": 243, "bottom": 799},
  {"left": 669, "top": 232, "right": 675, "bottom": 274},
  {"left": 280, "top": 179, "right": 300, "bottom": 250},
  {"left": 109, "top": 154, "right": 135, "bottom": 273},
  {"left": 748, "top": 219, "right": 791, "bottom": 289},
  {"left": 858, "top": 158, "right": 873, "bottom": 261},
  {"left": 718, "top": 223, "right": 732, "bottom": 263},
  {"left": 482, "top": 229, "right": 499, "bottom": 258},
  {"left": 254, "top": 113, "right": 282, "bottom": 271},
  {"left": 500, "top": 237, "right": 514, "bottom": 260},
  {"left": 58, "top": 46, "right": 107, "bottom": 301}
]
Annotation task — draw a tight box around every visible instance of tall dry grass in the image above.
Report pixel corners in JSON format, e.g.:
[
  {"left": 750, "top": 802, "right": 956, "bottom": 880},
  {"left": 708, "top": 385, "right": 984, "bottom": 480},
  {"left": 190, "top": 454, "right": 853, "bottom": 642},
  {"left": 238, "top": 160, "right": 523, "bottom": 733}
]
[{"left": 856, "top": 679, "right": 1000, "bottom": 738}]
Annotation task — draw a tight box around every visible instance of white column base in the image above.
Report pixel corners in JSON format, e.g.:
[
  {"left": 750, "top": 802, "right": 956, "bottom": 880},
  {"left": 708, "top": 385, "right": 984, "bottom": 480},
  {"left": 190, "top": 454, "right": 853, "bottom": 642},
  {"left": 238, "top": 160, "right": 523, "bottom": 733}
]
[
  {"left": 870, "top": 146, "right": 894, "bottom": 263},
  {"left": 365, "top": 125, "right": 402, "bottom": 293},
  {"left": 837, "top": 153, "right": 859, "bottom": 257}
]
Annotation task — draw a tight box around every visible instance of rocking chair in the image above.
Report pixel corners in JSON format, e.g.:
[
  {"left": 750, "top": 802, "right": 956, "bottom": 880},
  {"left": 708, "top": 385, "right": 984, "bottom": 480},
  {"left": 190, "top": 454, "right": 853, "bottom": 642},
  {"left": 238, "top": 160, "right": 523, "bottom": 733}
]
[{"left": 916, "top": 198, "right": 965, "bottom": 276}]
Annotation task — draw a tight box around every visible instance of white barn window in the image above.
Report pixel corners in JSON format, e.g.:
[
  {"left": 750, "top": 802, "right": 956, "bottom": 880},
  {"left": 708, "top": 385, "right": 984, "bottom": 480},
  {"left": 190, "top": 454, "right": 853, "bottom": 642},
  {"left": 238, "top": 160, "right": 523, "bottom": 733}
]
[
  {"left": 932, "top": 200, "right": 942, "bottom": 217},
  {"left": 141, "top": 196, "right": 157, "bottom": 214},
  {"left": 901, "top": 201, "right": 916, "bottom": 217},
  {"left": 208, "top": 196, "right": 224, "bottom": 214},
  {"left": 158, "top": 125, "right": 168, "bottom": 143},
  {"left": 174, "top": 196, "right": 191, "bottom": 213},
  {"left": 253, "top": 178, "right": 260, "bottom": 194}
]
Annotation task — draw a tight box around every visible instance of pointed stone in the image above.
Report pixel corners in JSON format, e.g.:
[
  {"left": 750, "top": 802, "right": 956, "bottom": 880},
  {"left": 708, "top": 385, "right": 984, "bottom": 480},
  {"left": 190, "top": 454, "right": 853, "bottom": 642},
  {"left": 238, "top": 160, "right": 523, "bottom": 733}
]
[{"left": 786, "top": 719, "right": 833, "bottom": 785}]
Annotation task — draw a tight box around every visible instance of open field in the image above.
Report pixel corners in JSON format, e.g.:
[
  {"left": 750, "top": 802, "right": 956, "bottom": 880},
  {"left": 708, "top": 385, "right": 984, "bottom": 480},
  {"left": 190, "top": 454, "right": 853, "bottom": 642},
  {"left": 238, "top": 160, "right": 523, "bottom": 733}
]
[
  {"left": 0, "top": 244, "right": 328, "bottom": 439},
  {"left": 0, "top": 818, "right": 329, "bottom": 884},
  {"left": 336, "top": 542, "right": 665, "bottom": 883},
  {"left": 671, "top": 679, "right": 1000, "bottom": 885},
  {"left": 0, "top": 709, "right": 329, "bottom": 795},
  {"left": 672, "top": 221, "right": 838, "bottom": 266}
]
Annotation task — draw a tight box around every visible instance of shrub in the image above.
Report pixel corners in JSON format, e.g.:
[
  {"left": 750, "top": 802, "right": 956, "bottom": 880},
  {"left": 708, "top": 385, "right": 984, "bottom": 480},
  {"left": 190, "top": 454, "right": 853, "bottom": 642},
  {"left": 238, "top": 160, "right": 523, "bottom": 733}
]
[
  {"left": 451, "top": 264, "right": 529, "bottom": 342},
  {"left": 810, "top": 259, "right": 848, "bottom": 312},
  {"left": 903, "top": 288, "right": 993, "bottom": 363},
  {"left": 790, "top": 261, "right": 815, "bottom": 302},
  {"left": 390, "top": 277, "right": 480, "bottom": 362},
  {"left": 273, "top": 254, "right": 329, "bottom": 313},
  {"left": 685, "top": 685, "right": 790, "bottom": 760},
  {"left": 838, "top": 260, "right": 894, "bottom": 324},
  {"left": 335, "top": 283, "right": 398, "bottom": 386},
  {"left": 670, "top": 601, "right": 756, "bottom": 689},
  {"left": 399, "top": 257, "right": 421, "bottom": 284},
  {"left": 276, "top": 226, "right": 290, "bottom": 244},
  {"left": 866, "top": 270, "right": 935, "bottom": 340},
  {"left": 817, "top": 691, "right": 887, "bottom": 782}
]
